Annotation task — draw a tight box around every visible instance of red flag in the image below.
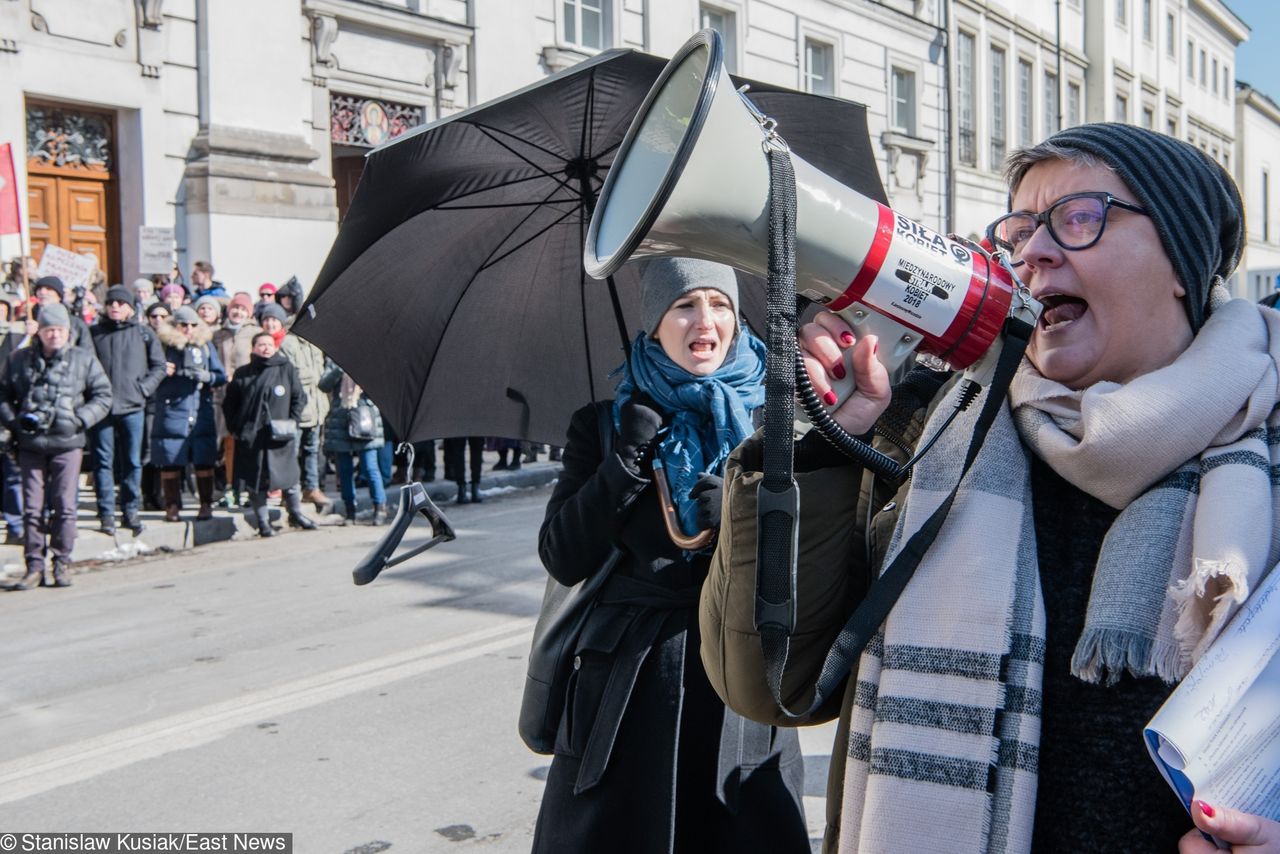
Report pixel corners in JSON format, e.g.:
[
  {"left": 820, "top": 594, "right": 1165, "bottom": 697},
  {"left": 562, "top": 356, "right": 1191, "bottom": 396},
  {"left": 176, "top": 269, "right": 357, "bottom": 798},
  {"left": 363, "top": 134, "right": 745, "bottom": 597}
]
[{"left": 0, "top": 143, "right": 20, "bottom": 236}]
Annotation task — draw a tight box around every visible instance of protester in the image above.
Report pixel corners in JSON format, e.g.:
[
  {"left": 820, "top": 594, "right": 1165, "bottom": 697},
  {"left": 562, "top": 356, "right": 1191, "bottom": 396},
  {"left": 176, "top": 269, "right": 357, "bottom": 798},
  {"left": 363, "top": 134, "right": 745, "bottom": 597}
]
[
  {"left": 254, "top": 283, "right": 277, "bottom": 324},
  {"left": 139, "top": 302, "right": 173, "bottom": 511},
  {"left": 700, "top": 123, "right": 1280, "bottom": 853},
  {"left": 191, "top": 261, "right": 228, "bottom": 302},
  {"left": 194, "top": 295, "right": 222, "bottom": 328},
  {"left": 28, "top": 277, "right": 92, "bottom": 351},
  {"left": 276, "top": 279, "right": 331, "bottom": 509},
  {"left": 212, "top": 293, "right": 260, "bottom": 506},
  {"left": 88, "top": 285, "right": 166, "bottom": 535},
  {"left": 2, "top": 256, "right": 36, "bottom": 302},
  {"left": 318, "top": 363, "right": 387, "bottom": 525},
  {"left": 153, "top": 305, "right": 226, "bottom": 521},
  {"left": 222, "top": 331, "right": 315, "bottom": 537},
  {"left": 159, "top": 283, "right": 186, "bottom": 312},
  {"left": 0, "top": 303, "right": 111, "bottom": 589},
  {"left": 133, "top": 277, "right": 157, "bottom": 310},
  {"left": 532, "top": 258, "right": 806, "bottom": 852},
  {"left": 442, "top": 436, "right": 485, "bottom": 504},
  {"left": 259, "top": 303, "right": 287, "bottom": 348}
]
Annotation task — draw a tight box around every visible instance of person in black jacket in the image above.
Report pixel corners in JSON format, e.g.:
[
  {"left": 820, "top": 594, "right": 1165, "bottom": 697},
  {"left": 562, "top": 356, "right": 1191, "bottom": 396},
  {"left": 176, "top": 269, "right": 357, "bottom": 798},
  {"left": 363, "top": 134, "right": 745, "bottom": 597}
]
[
  {"left": 0, "top": 302, "right": 111, "bottom": 589},
  {"left": 27, "top": 276, "right": 93, "bottom": 353},
  {"left": 222, "top": 331, "right": 315, "bottom": 537},
  {"left": 531, "top": 259, "right": 808, "bottom": 854},
  {"left": 88, "top": 285, "right": 166, "bottom": 535}
]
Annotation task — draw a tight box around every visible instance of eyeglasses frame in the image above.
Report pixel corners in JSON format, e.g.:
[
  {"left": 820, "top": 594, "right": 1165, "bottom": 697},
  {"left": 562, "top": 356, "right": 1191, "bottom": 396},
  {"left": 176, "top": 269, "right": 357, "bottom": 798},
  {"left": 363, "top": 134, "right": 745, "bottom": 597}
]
[{"left": 986, "top": 191, "right": 1149, "bottom": 267}]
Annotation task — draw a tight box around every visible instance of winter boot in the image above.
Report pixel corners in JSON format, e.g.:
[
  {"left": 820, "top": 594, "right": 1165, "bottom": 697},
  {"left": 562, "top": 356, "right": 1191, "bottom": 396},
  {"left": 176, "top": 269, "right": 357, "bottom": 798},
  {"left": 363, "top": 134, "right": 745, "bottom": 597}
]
[
  {"left": 161, "top": 470, "right": 182, "bottom": 522},
  {"left": 195, "top": 469, "right": 216, "bottom": 520},
  {"left": 492, "top": 449, "right": 509, "bottom": 471},
  {"left": 51, "top": 559, "right": 72, "bottom": 588},
  {"left": 254, "top": 503, "right": 275, "bottom": 537},
  {"left": 13, "top": 565, "right": 44, "bottom": 590},
  {"left": 455, "top": 480, "right": 469, "bottom": 504},
  {"left": 123, "top": 509, "right": 145, "bottom": 536},
  {"left": 343, "top": 502, "right": 357, "bottom": 525},
  {"left": 285, "top": 487, "right": 317, "bottom": 530},
  {"left": 470, "top": 482, "right": 484, "bottom": 504},
  {"left": 372, "top": 503, "right": 389, "bottom": 525}
]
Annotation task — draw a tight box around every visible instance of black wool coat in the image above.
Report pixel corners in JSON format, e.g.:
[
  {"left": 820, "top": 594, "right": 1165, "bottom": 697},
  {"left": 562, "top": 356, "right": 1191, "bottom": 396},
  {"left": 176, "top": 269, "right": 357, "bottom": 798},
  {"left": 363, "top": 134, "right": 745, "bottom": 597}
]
[
  {"left": 531, "top": 401, "right": 810, "bottom": 854},
  {"left": 221, "top": 351, "right": 305, "bottom": 492}
]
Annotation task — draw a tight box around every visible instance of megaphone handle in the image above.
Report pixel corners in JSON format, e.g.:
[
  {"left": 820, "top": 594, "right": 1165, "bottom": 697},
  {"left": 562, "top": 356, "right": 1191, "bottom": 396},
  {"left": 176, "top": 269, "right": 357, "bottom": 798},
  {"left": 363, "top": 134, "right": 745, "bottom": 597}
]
[{"left": 825, "top": 306, "right": 921, "bottom": 405}]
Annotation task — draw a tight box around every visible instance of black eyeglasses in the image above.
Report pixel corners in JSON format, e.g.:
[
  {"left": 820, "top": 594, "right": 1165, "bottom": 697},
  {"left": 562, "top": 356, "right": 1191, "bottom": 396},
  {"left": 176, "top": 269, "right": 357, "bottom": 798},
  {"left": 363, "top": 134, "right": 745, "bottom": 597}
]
[
  {"left": 986, "top": 191, "right": 1148, "bottom": 267},
  {"left": 177, "top": 322, "right": 199, "bottom": 328},
  {"left": 148, "top": 312, "right": 170, "bottom": 320}
]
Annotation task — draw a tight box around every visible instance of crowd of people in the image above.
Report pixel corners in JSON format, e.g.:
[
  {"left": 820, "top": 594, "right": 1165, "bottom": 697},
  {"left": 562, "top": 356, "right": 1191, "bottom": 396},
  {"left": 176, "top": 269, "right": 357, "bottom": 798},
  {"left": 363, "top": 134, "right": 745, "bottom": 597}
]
[{"left": 0, "top": 259, "right": 552, "bottom": 590}]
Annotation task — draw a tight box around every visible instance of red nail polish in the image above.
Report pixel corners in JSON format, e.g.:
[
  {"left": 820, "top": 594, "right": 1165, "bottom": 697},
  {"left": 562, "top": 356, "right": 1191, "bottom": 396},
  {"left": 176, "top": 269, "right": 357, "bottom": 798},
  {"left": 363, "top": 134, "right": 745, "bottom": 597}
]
[
  {"left": 839, "top": 332, "right": 855, "bottom": 346},
  {"left": 1195, "top": 800, "right": 1216, "bottom": 819},
  {"left": 823, "top": 391, "right": 838, "bottom": 406},
  {"left": 872, "top": 338, "right": 879, "bottom": 356},
  {"left": 831, "top": 361, "right": 846, "bottom": 380}
]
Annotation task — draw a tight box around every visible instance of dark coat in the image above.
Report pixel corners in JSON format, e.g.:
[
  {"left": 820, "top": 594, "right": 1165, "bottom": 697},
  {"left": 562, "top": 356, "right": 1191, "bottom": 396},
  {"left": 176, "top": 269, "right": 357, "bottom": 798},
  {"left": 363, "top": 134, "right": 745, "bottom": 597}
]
[
  {"left": 0, "top": 342, "right": 112, "bottom": 453},
  {"left": 221, "top": 351, "right": 305, "bottom": 491},
  {"left": 151, "top": 321, "right": 226, "bottom": 467},
  {"left": 90, "top": 315, "right": 166, "bottom": 415},
  {"left": 531, "top": 401, "right": 809, "bottom": 854},
  {"left": 318, "top": 363, "right": 384, "bottom": 453}
]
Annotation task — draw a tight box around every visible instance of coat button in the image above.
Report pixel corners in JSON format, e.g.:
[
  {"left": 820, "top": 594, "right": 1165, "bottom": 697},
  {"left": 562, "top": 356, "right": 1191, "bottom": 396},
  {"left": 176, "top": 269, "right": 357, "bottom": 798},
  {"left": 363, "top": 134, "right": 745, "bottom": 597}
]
[
  {"left": 881, "top": 501, "right": 896, "bottom": 513},
  {"left": 572, "top": 655, "right": 581, "bottom": 671}
]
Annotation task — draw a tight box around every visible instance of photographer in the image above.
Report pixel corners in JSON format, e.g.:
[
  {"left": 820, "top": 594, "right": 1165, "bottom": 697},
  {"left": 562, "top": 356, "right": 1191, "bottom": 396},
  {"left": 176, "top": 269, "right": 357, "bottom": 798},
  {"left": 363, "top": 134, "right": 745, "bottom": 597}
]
[
  {"left": 0, "top": 302, "right": 111, "bottom": 589},
  {"left": 26, "top": 276, "right": 92, "bottom": 353}
]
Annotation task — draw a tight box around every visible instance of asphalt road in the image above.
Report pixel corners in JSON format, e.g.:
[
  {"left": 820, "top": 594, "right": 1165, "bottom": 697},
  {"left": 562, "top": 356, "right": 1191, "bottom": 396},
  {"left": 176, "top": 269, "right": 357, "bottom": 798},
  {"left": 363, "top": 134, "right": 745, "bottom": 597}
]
[{"left": 0, "top": 486, "right": 837, "bottom": 852}]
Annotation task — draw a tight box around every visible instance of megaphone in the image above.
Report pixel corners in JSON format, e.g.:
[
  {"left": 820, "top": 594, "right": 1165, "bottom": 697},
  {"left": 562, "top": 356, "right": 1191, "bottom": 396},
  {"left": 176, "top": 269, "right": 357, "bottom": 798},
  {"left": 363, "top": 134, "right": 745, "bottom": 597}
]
[{"left": 585, "top": 29, "right": 1038, "bottom": 401}]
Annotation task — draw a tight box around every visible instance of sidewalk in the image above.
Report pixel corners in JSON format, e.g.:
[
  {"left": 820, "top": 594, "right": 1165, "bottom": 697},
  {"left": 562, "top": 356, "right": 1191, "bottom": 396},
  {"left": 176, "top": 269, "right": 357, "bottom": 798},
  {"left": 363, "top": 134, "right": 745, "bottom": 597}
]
[{"left": 0, "top": 447, "right": 562, "bottom": 579}]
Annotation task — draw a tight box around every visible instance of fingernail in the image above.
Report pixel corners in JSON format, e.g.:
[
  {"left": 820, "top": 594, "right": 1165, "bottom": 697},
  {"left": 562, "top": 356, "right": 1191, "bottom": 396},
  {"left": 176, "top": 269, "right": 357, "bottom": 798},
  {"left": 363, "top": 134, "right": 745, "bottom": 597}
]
[
  {"left": 831, "top": 361, "right": 846, "bottom": 380},
  {"left": 823, "top": 391, "right": 838, "bottom": 406},
  {"left": 1195, "top": 800, "right": 1216, "bottom": 819},
  {"left": 870, "top": 336, "right": 879, "bottom": 356},
  {"left": 839, "top": 332, "right": 855, "bottom": 346}
]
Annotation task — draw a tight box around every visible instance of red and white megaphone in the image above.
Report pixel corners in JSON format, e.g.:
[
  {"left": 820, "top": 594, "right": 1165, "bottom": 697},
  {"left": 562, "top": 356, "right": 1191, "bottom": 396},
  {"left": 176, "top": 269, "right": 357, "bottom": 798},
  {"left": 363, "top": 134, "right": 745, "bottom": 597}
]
[{"left": 585, "top": 29, "right": 1039, "bottom": 400}]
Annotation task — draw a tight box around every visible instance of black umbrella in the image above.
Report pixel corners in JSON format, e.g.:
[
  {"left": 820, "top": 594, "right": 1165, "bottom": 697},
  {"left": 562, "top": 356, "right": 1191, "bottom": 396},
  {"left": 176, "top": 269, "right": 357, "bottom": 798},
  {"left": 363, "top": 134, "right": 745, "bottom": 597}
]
[{"left": 294, "top": 47, "right": 886, "bottom": 446}]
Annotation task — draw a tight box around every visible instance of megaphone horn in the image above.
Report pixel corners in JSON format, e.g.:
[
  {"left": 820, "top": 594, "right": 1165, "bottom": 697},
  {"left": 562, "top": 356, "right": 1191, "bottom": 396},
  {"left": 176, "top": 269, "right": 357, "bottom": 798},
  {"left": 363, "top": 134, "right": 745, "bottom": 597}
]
[{"left": 586, "top": 29, "right": 1036, "bottom": 394}]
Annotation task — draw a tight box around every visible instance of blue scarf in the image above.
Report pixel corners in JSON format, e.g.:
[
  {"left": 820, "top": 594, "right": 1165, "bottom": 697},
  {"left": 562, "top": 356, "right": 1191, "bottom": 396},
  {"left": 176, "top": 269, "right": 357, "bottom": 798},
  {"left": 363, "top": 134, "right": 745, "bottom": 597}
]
[{"left": 613, "top": 329, "right": 767, "bottom": 539}]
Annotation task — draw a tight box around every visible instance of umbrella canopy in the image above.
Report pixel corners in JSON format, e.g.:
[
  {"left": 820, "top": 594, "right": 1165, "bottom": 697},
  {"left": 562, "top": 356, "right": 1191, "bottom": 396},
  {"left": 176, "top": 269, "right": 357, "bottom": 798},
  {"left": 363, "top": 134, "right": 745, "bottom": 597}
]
[{"left": 293, "top": 48, "right": 886, "bottom": 446}]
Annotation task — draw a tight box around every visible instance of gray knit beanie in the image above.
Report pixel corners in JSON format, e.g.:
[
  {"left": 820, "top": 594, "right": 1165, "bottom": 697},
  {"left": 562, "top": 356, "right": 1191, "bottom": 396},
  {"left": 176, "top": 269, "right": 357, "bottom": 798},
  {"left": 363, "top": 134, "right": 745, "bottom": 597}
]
[
  {"left": 640, "top": 257, "right": 740, "bottom": 335},
  {"left": 36, "top": 302, "right": 70, "bottom": 329},
  {"left": 1021, "top": 123, "right": 1244, "bottom": 332}
]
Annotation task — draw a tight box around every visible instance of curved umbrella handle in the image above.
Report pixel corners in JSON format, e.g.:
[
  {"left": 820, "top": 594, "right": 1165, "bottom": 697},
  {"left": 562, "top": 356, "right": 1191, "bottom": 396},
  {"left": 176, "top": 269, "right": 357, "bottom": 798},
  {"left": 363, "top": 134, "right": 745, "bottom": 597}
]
[{"left": 652, "top": 460, "right": 716, "bottom": 551}]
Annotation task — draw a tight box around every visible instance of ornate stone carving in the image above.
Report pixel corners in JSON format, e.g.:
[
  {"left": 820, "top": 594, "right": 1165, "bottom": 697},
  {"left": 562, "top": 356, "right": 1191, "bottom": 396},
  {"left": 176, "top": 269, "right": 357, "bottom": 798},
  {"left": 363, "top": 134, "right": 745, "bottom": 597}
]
[
  {"left": 30, "top": 11, "right": 47, "bottom": 32},
  {"left": 881, "top": 130, "right": 933, "bottom": 201},
  {"left": 330, "top": 93, "right": 425, "bottom": 148},
  {"left": 310, "top": 13, "right": 338, "bottom": 67},
  {"left": 138, "top": 0, "right": 163, "bottom": 29},
  {"left": 437, "top": 42, "right": 464, "bottom": 107},
  {"left": 114, "top": 29, "right": 126, "bottom": 47},
  {"left": 26, "top": 104, "right": 113, "bottom": 172}
]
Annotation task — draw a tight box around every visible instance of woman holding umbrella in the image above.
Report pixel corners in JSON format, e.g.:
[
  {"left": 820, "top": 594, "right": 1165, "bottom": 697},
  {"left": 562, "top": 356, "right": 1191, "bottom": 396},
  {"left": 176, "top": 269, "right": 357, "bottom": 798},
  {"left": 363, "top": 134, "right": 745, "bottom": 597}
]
[{"left": 532, "top": 259, "right": 809, "bottom": 853}]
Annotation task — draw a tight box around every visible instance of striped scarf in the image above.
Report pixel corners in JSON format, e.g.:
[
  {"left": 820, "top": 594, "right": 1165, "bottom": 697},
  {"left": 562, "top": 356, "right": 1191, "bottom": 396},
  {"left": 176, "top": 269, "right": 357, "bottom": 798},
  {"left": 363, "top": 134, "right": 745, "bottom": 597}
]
[{"left": 838, "top": 293, "right": 1280, "bottom": 853}]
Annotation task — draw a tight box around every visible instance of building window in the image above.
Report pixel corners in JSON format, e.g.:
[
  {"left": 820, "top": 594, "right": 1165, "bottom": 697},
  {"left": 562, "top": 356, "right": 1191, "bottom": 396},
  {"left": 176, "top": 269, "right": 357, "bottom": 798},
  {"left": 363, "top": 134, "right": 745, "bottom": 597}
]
[
  {"left": 1142, "top": 0, "right": 1152, "bottom": 42},
  {"left": 1166, "top": 12, "right": 1176, "bottom": 57},
  {"left": 1142, "top": 105, "right": 1154, "bottom": 128},
  {"left": 1167, "top": 117, "right": 1177, "bottom": 136},
  {"left": 1044, "top": 71, "right": 1060, "bottom": 139},
  {"left": 1187, "top": 40, "right": 1194, "bottom": 78},
  {"left": 891, "top": 67, "right": 916, "bottom": 134},
  {"left": 1018, "top": 59, "right": 1033, "bottom": 147},
  {"left": 563, "top": 0, "right": 608, "bottom": 50},
  {"left": 1116, "top": 92, "right": 1128, "bottom": 123},
  {"left": 957, "top": 31, "right": 976, "bottom": 166},
  {"left": 1212, "top": 58, "right": 1219, "bottom": 94},
  {"left": 990, "top": 46, "right": 1006, "bottom": 169},
  {"left": 1264, "top": 169, "right": 1271, "bottom": 241},
  {"left": 700, "top": 5, "right": 737, "bottom": 73},
  {"left": 1224, "top": 151, "right": 1230, "bottom": 169},
  {"left": 1116, "top": 0, "right": 1127, "bottom": 26},
  {"left": 1067, "top": 81, "right": 1081, "bottom": 128},
  {"left": 1199, "top": 49, "right": 1206, "bottom": 85},
  {"left": 1224, "top": 64, "right": 1231, "bottom": 99},
  {"left": 804, "top": 38, "right": 835, "bottom": 95}
]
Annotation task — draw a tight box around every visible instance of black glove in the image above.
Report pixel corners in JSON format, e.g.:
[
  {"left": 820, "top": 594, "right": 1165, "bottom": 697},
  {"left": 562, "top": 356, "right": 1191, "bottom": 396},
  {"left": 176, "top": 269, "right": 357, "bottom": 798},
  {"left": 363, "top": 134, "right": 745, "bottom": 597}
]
[
  {"left": 690, "top": 472, "right": 724, "bottom": 530},
  {"left": 616, "top": 392, "right": 663, "bottom": 475}
]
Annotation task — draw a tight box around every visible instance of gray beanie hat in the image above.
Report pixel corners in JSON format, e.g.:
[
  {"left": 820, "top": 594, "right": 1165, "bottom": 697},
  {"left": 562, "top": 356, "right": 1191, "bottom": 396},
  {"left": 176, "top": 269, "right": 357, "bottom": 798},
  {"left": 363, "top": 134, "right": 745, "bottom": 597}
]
[
  {"left": 1020, "top": 123, "right": 1244, "bottom": 332},
  {"left": 172, "top": 305, "right": 200, "bottom": 325},
  {"left": 36, "top": 302, "right": 70, "bottom": 329},
  {"left": 193, "top": 295, "right": 221, "bottom": 313},
  {"left": 259, "top": 302, "right": 288, "bottom": 325},
  {"left": 640, "top": 257, "right": 740, "bottom": 335}
]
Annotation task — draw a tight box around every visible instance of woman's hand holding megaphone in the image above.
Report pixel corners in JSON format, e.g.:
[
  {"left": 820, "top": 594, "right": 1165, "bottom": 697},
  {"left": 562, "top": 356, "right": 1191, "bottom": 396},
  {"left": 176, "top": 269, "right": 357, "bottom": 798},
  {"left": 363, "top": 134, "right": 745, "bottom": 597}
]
[{"left": 799, "top": 311, "right": 893, "bottom": 437}]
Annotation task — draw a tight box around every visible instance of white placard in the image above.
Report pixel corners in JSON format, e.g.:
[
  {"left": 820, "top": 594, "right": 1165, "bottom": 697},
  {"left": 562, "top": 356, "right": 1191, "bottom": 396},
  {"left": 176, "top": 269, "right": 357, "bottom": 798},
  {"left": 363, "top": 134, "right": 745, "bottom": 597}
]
[
  {"left": 138, "top": 226, "right": 175, "bottom": 275},
  {"left": 34, "top": 245, "right": 97, "bottom": 289}
]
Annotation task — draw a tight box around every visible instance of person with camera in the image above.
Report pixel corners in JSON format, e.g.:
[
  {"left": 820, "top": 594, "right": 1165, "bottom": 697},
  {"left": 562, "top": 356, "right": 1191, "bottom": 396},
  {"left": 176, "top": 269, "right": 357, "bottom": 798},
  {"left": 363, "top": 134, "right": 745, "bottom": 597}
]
[
  {"left": 531, "top": 259, "right": 808, "bottom": 854},
  {"left": 700, "top": 124, "right": 1280, "bottom": 853},
  {"left": 153, "top": 305, "right": 226, "bottom": 522},
  {"left": 88, "top": 284, "right": 166, "bottom": 536},
  {"left": 0, "top": 302, "right": 111, "bottom": 589},
  {"left": 27, "top": 277, "right": 92, "bottom": 353},
  {"left": 222, "top": 331, "right": 314, "bottom": 537},
  {"left": 318, "top": 362, "right": 387, "bottom": 525}
]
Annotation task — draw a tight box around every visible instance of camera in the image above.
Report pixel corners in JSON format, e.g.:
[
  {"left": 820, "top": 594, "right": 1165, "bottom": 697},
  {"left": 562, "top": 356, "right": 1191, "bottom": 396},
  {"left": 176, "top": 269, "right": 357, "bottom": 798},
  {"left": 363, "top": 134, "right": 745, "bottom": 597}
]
[{"left": 18, "top": 408, "right": 52, "bottom": 434}]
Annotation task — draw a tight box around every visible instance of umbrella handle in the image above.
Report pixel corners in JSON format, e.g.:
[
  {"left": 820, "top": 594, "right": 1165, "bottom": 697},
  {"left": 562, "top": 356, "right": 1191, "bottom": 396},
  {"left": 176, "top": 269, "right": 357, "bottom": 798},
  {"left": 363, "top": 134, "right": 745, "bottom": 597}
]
[{"left": 652, "top": 460, "right": 716, "bottom": 551}]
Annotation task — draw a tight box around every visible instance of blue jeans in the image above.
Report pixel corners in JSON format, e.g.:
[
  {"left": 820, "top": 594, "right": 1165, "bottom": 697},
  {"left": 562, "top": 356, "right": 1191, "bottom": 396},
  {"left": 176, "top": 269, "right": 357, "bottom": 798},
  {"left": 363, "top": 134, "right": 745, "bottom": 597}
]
[
  {"left": 298, "top": 425, "right": 320, "bottom": 491},
  {"left": 89, "top": 410, "right": 145, "bottom": 518},
  {"left": 2, "top": 453, "right": 22, "bottom": 537},
  {"left": 336, "top": 449, "right": 386, "bottom": 510}
]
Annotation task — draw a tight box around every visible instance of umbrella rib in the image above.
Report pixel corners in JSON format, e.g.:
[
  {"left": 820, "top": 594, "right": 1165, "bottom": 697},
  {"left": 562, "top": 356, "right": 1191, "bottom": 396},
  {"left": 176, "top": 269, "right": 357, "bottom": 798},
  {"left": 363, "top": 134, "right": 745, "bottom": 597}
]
[
  {"left": 470, "top": 125, "right": 579, "bottom": 198},
  {"left": 475, "top": 180, "right": 580, "bottom": 271},
  {"left": 478, "top": 205, "right": 580, "bottom": 273},
  {"left": 429, "top": 172, "right": 570, "bottom": 210},
  {"left": 465, "top": 120, "right": 571, "bottom": 162}
]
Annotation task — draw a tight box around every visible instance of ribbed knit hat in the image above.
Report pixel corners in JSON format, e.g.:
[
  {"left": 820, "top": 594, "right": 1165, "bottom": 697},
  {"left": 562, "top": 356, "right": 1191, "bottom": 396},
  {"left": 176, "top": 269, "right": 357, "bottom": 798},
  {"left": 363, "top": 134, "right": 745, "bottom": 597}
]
[
  {"left": 37, "top": 302, "right": 70, "bottom": 329},
  {"left": 639, "top": 257, "right": 740, "bottom": 335},
  {"left": 105, "top": 285, "right": 134, "bottom": 305},
  {"left": 33, "top": 276, "right": 64, "bottom": 300},
  {"left": 1030, "top": 123, "right": 1244, "bottom": 332}
]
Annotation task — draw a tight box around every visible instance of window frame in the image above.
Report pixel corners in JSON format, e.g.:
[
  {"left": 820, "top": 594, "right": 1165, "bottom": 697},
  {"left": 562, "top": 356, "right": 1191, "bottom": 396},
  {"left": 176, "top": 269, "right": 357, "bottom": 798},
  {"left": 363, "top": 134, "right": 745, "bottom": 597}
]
[
  {"left": 559, "top": 0, "right": 613, "bottom": 52},
  {"left": 699, "top": 3, "right": 741, "bottom": 74},
  {"left": 1017, "top": 57, "right": 1034, "bottom": 148},
  {"left": 990, "top": 44, "right": 1006, "bottom": 170},
  {"left": 890, "top": 65, "right": 918, "bottom": 135},
  {"left": 957, "top": 29, "right": 977, "bottom": 167},
  {"left": 1043, "top": 70, "right": 1060, "bottom": 140}
]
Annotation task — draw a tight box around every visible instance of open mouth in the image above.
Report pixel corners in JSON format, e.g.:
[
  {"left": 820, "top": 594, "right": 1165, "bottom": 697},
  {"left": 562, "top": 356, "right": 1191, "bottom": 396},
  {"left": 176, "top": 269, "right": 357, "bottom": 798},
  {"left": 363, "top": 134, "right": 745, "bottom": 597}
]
[
  {"left": 1038, "top": 293, "right": 1088, "bottom": 332},
  {"left": 690, "top": 340, "right": 718, "bottom": 357}
]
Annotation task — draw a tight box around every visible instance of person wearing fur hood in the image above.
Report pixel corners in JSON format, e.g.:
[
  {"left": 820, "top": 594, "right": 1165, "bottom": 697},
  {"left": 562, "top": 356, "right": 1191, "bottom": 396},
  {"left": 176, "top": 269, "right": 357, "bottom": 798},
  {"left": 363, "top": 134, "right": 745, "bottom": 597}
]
[{"left": 153, "top": 305, "right": 226, "bottom": 521}]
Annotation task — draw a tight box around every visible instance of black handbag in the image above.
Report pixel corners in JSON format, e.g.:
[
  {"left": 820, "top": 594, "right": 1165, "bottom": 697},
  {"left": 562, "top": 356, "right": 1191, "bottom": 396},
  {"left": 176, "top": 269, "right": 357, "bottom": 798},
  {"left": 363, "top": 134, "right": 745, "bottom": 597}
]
[
  {"left": 348, "top": 402, "right": 378, "bottom": 440},
  {"left": 269, "top": 418, "right": 297, "bottom": 441},
  {"left": 518, "top": 401, "right": 623, "bottom": 754}
]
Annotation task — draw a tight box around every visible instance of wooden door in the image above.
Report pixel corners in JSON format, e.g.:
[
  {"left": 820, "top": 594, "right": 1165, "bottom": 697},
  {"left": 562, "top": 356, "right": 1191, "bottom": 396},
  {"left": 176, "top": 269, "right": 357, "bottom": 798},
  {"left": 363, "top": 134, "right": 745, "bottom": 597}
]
[{"left": 333, "top": 155, "right": 365, "bottom": 223}]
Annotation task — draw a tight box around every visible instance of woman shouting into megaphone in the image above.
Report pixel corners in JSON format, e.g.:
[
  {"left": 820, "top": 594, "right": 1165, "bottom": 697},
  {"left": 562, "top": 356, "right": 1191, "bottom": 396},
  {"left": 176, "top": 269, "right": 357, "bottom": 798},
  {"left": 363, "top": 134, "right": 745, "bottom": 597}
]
[{"left": 702, "top": 122, "right": 1280, "bottom": 853}]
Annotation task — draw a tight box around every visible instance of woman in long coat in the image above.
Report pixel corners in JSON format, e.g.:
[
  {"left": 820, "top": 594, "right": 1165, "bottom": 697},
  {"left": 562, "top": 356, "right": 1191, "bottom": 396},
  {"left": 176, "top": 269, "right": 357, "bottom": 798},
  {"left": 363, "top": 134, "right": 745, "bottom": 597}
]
[
  {"left": 531, "top": 258, "right": 809, "bottom": 854},
  {"left": 153, "top": 305, "right": 226, "bottom": 521},
  {"left": 222, "top": 331, "right": 315, "bottom": 537}
]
